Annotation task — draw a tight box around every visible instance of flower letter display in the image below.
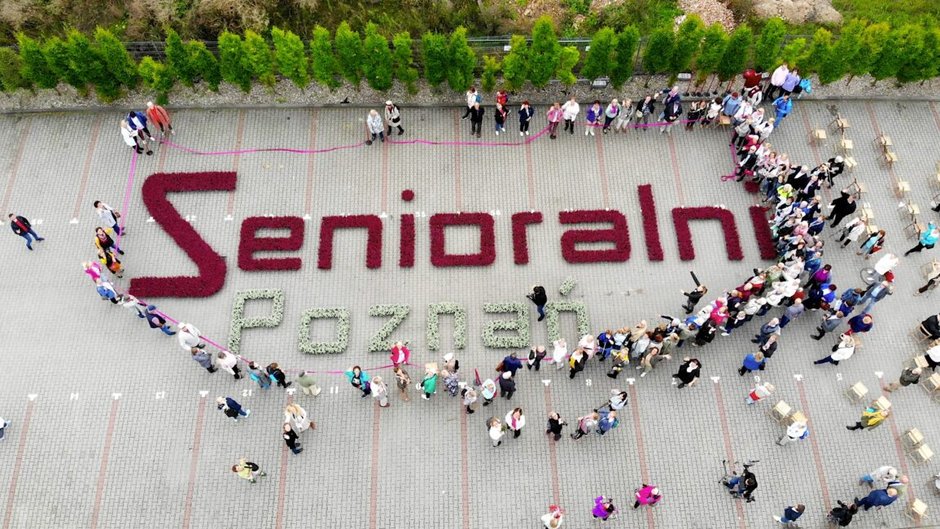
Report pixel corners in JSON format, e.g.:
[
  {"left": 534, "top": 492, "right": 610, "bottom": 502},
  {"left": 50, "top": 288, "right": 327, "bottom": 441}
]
[
  {"left": 367, "top": 304, "right": 410, "bottom": 352},
  {"left": 238, "top": 216, "right": 305, "bottom": 271},
  {"left": 317, "top": 215, "right": 383, "bottom": 270},
  {"left": 511, "top": 212, "right": 544, "bottom": 265},
  {"left": 749, "top": 205, "right": 777, "bottom": 260},
  {"left": 558, "top": 210, "right": 630, "bottom": 264},
  {"left": 482, "top": 302, "right": 530, "bottom": 348},
  {"left": 129, "top": 171, "right": 236, "bottom": 298},
  {"left": 228, "top": 289, "right": 285, "bottom": 354},
  {"left": 427, "top": 303, "right": 468, "bottom": 351},
  {"left": 671, "top": 207, "right": 744, "bottom": 261},
  {"left": 429, "top": 213, "right": 496, "bottom": 267},
  {"left": 298, "top": 307, "right": 350, "bottom": 354},
  {"left": 545, "top": 300, "right": 591, "bottom": 343}
]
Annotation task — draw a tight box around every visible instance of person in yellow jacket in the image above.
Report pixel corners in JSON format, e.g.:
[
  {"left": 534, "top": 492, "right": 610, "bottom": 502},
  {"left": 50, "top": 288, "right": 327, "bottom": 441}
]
[
  {"left": 846, "top": 406, "right": 890, "bottom": 431},
  {"left": 231, "top": 458, "right": 266, "bottom": 483}
]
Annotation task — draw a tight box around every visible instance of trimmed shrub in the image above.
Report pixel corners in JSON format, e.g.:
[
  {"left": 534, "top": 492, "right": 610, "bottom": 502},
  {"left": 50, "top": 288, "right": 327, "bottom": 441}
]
[
  {"left": 581, "top": 27, "right": 616, "bottom": 81},
  {"left": 670, "top": 15, "right": 704, "bottom": 75},
  {"left": 362, "top": 22, "right": 393, "bottom": 91},
  {"left": 243, "top": 30, "right": 275, "bottom": 87},
  {"left": 556, "top": 46, "right": 580, "bottom": 86},
  {"left": 830, "top": 19, "right": 865, "bottom": 83},
  {"left": 753, "top": 18, "right": 786, "bottom": 71},
  {"left": 334, "top": 22, "right": 363, "bottom": 86},
  {"left": 272, "top": 27, "right": 309, "bottom": 88},
  {"left": 44, "top": 36, "right": 84, "bottom": 90},
  {"left": 421, "top": 32, "right": 449, "bottom": 87},
  {"left": 0, "top": 48, "right": 29, "bottom": 91},
  {"left": 896, "top": 24, "right": 927, "bottom": 84},
  {"left": 218, "top": 31, "right": 251, "bottom": 92},
  {"left": 17, "top": 34, "right": 57, "bottom": 89},
  {"left": 447, "top": 27, "right": 476, "bottom": 92},
  {"left": 165, "top": 30, "right": 194, "bottom": 86},
  {"left": 310, "top": 25, "right": 339, "bottom": 88},
  {"left": 528, "top": 17, "right": 561, "bottom": 87},
  {"left": 187, "top": 41, "right": 221, "bottom": 90},
  {"left": 717, "top": 25, "right": 753, "bottom": 81},
  {"left": 138, "top": 56, "right": 174, "bottom": 103},
  {"left": 94, "top": 27, "right": 139, "bottom": 90},
  {"left": 642, "top": 26, "right": 674, "bottom": 82},
  {"left": 611, "top": 26, "right": 640, "bottom": 88},
  {"left": 392, "top": 31, "right": 419, "bottom": 93},
  {"left": 66, "top": 30, "right": 116, "bottom": 100},
  {"left": 481, "top": 55, "right": 500, "bottom": 92},
  {"left": 780, "top": 37, "right": 807, "bottom": 68},
  {"left": 869, "top": 25, "right": 902, "bottom": 82},
  {"left": 501, "top": 34, "right": 529, "bottom": 90}
]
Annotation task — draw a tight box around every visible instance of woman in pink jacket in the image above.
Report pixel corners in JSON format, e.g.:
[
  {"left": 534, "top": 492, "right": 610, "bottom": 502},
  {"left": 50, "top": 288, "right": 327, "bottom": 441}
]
[{"left": 633, "top": 484, "right": 662, "bottom": 509}]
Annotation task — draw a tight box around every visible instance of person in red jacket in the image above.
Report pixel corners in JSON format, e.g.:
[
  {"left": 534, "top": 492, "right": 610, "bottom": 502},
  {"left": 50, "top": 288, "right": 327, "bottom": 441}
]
[
  {"left": 145, "top": 101, "right": 174, "bottom": 137},
  {"left": 8, "top": 213, "right": 44, "bottom": 250}
]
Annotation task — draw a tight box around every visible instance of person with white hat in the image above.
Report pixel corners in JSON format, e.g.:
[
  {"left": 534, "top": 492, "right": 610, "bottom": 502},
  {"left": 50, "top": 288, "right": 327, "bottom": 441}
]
[
  {"left": 540, "top": 505, "right": 564, "bottom": 528},
  {"left": 384, "top": 100, "right": 404, "bottom": 136},
  {"left": 480, "top": 378, "right": 497, "bottom": 406},
  {"left": 487, "top": 416, "right": 504, "bottom": 447},
  {"left": 370, "top": 376, "right": 390, "bottom": 408},
  {"left": 442, "top": 352, "right": 459, "bottom": 373},
  {"left": 498, "top": 371, "right": 516, "bottom": 400}
]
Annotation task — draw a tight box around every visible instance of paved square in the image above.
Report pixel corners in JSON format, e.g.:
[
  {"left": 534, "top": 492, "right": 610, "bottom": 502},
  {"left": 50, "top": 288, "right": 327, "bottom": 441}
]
[{"left": 0, "top": 99, "right": 939, "bottom": 528}]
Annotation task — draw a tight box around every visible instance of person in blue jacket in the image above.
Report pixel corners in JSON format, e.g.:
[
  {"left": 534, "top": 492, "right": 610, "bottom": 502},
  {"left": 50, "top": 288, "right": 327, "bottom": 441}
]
[
  {"left": 344, "top": 366, "right": 371, "bottom": 397},
  {"left": 772, "top": 95, "right": 793, "bottom": 127},
  {"left": 904, "top": 222, "right": 940, "bottom": 256},
  {"left": 738, "top": 351, "right": 766, "bottom": 376},
  {"left": 854, "top": 487, "right": 898, "bottom": 511}
]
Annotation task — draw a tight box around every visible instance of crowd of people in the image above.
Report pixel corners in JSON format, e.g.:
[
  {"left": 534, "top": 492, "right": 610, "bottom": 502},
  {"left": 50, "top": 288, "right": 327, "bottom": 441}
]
[{"left": 7, "top": 58, "right": 940, "bottom": 527}]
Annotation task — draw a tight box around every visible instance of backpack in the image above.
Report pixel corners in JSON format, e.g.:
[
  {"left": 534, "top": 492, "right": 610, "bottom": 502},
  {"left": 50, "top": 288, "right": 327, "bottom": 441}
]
[{"left": 799, "top": 78, "right": 812, "bottom": 94}]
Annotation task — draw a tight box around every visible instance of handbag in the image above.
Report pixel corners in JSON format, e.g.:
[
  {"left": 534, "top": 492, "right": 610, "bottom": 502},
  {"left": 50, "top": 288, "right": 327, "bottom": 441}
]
[{"left": 634, "top": 110, "right": 643, "bottom": 119}]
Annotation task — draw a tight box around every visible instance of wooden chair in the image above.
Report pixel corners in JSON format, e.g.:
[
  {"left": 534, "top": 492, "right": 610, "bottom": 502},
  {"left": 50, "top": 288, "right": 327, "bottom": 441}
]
[
  {"left": 922, "top": 373, "right": 940, "bottom": 395},
  {"left": 860, "top": 205, "right": 875, "bottom": 222},
  {"left": 884, "top": 152, "right": 899, "bottom": 168},
  {"left": 905, "top": 499, "right": 929, "bottom": 522},
  {"left": 896, "top": 180, "right": 911, "bottom": 198},
  {"left": 913, "top": 355, "right": 931, "bottom": 370},
  {"left": 901, "top": 428, "right": 925, "bottom": 451},
  {"left": 844, "top": 156, "right": 858, "bottom": 172},
  {"left": 811, "top": 129, "right": 827, "bottom": 145},
  {"left": 875, "top": 133, "right": 893, "bottom": 153},
  {"left": 872, "top": 395, "right": 891, "bottom": 412},
  {"left": 845, "top": 382, "right": 868, "bottom": 403},
  {"left": 830, "top": 116, "right": 850, "bottom": 134},
  {"left": 840, "top": 138, "right": 854, "bottom": 156},
  {"left": 909, "top": 444, "right": 934, "bottom": 465},
  {"left": 784, "top": 410, "right": 807, "bottom": 426},
  {"left": 865, "top": 223, "right": 880, "bottom": 236},
  {"left": 768, "top": 400, "right": 792, "bottom": 424}
]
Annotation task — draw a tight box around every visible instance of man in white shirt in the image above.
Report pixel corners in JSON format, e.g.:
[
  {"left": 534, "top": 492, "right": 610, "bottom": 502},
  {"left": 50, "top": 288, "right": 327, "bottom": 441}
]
[
  {"left": 94, "top": 200, "right": 121, "bottom": 234},
  {"left": 561, "top": 96, "right": 580, "bottom": 135}
]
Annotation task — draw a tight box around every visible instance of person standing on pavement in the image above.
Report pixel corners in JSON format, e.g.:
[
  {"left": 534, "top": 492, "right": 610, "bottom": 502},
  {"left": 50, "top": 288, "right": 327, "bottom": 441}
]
[
  {"left": 545, "top": 411, "right": 566, "bottom": 441},
  {"left": 494, "top": 102, "right": 508, "bottom": 136},
  {"left": 384, "top": 100, "right": 404, "bottom": 136},
  {"left": 570, "top": 411, "right": 599, "bottom": 440},
  {"left": 145, "top": 101, "right": 174, "bottom": 137},
  {"left": 487, "top": 416, "right": 505, "bottom": 447},
  {"left": 461, "top": 385, "right": 477, "bottom": 414},
  {"left": 141, "top": 305, "right": 175, "bottom": 335},
  {"left": 527, "top": 285, "right": 548, "bottom": 322},
  {"left": 826, "top": 190, "right": 857, "bottom": 228},
  {"left": 0, "top": 417, "right": 8, "bottom": 440},
  {"left": 284, "top": 403, "right": 313, "bottom": 433},
  {"left": 673, "top": 358, "right": 701, "bottom": 388},
  {"left": 540, "top": 505, "right": 564, "bottom": 528},
  {"left": 232, "top": 459, "right": 265, "bottom": 483},
  {"left": 247, "top": 361, "right": 271, "bottom": 390},
  {"left": 633, "top": 485, "right": 661, "bottom": 509},
  {"left": 746, "top": 381, "right": 775, "bottom": 404},
  {"left": 776, "top": 419, "right": 807, "bottom": 446},
  {"left": 480, "top": 378, "right": 497, "bottom": 406},
  {"left": 854, "top": 487, "right": 898, "bottom": 511},
  {"left": 602, "top": 99, "right": 620, "bottom": 133},
  {"left": 828, "top": 500, "right": 857, "bottom": 526},
  {"left": 93, "top": 201, "right": 122, "bottom": 235},
  {"left": 177, "top": 323, "right": 205, "bottom": 352},
  {"left": 371, "top": 376, "right": 390, "bottom": 408},
  {"left": 527, "top": 345, "right": 547, "bottom": 370},
  {"left": 778, "top": 298, "right": 804, "bottom": 328},
  {"left": 283, "top": 423, "right": 303, "bottom": 455},
  {"left": 191, "top": 348, "right": 216, "bottom": 373},
  {"left": 505, "top": 407, "right": 525, "bottom": 439},
  {"left": 561, "top": 95, "right": 580, "bottom": 135},
  {"left": 468, "top": 102, "right": 485, "bottom": 138},
  {"left": 127, "top": 110, "right": 155, "bottom": 144},
  {"left": 585, "top": 100, "right": 602, "bottom": 136},
  {"left": 389, "top": 341, "right": 410, "bottom": 367},
  {"left": 266, "top": 362, "right": 291, "bottom": 389},
  {"left": 547, "top": 102, "right": 563, "bottom": 139},
  {"left": 598, "top": 389, "right": 628, "bottom": 414},
  {"left": 811, "top": 310, "right": 845, "bottom": 340},
  {"left": 595, "top": 410, "right": 619, "bottom": 436},
  {"left": 738, "top": 351, "right": 766, "bottom": 376},
  {"left": 498, "top": 371, "right": 516, "bottom": 400},
  {"left": 859, "top": 465, "right": 897, "bottom": 488},
  {"left": 295, "top": 370, "right": 321, "bottom": 396},
  {"left": 120, "top": 119, "right": 147, "bottom": 155},
  {"left": 682, "top": 284, "right": 708, "bottom": 314},
  {"left": 8, "top": 213, "right": 44, "bottom": 251},
  {"left": 592, "top": 496, "right": 617, "bottom": 521},
  {"left": 461, "top": 87, "right": 479, "bottom": 119},
  {"left": 518, "top": 100, "right": 534, "bottom": 136},
  {"left": 418, "top": 363, "right": 438, "bottom": 400},
  {"left": 216, "top": 351, "right": 243, "bottom": 380},
  {"left": 773, "top": 504, "right": 804, "bottom": 525},
  {"left": 344, "top": 366, "right": 372, "bottom": 398},
  {"left": 846, "top": 406, "right": 890, "bottom": 431},
  {"left": 568, "top": 348, "right": 587, "bottom": 379},
  {"left": 765, "top": 63, "right": 789, "bottom": 100},
  {"left": 904, "top": 222, "right": 940, "bottom": 256},
  {"left": 366, "top": 109, "right": 385, "bottom": 144},
  {"left": 393, "top": 366, "right": 411, "bottom": 401},
  {"left": 216, "top": 396, "right": 250, "bottom": 422},
  {"left": 813, "top": 333, "right": 855, "bottom": 366},
  {"left": 772, "top": 94, "right": 792, "bottom": 127},
  {"left": 883, "top": 367, "right": 922, "bottom": 392}
]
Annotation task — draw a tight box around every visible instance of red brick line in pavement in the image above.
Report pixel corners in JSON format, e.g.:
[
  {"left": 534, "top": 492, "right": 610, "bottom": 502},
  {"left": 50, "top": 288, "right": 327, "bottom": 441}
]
[
  {"left": 542, "top": 385, "right": 561, "bottom": 507},
  {"left": 303, "top": 109, "right": 318, "bottom": 216},
  {"left": 863, "top": 102, "right": 898, "bottom": 188},
  {"left": 0, "top": 119, "right": 32, "bottom": 214},
  {"left": 524, "top": 141, "right": 536, "bottom": 210},
  {"left": 275, "top": 395, "right": 294, "bottom": 529},
  {"left": 878, "top": 386, "right": 917, "bottom": 505},
  {"left": 181, "top": 397, "right": 208, "bottom": 529},
  {"left": 627, "top": 385, "right": 656, "bottom": 529},
  {"left": 71, "top": 115, "right": 103, "bottom": 220},
  {"left": 460, "top": 401, "right": 472, "bottom": 529},
  {"left": 1, "top": 399, "right": 34, "bottom": 529},
  {"left": 594, "top": 133, "right": 611, "bottom": 209},
  {"left": 380, "top": 137, "right": 390, "bottom": 213},
  {"left": 666, "top": 135, "right": 686, "bottom": 206},
  {"left": 89, "top": 399, "right": 120, "bottom": 529},
  {"left": 452, "top": 113, "right": 463, "bottom": 211},
  {"left": 793, "top": 379, "right": 832, "bottom": 512},
  {"left": 225, "top": 110, "right": 247, "bottom": 215},
  {"left": 368, "top": 404, "right": 383, "bottom": 529},
  {"left": 712, "top": 382, "right": 748, "bottom": 529}
]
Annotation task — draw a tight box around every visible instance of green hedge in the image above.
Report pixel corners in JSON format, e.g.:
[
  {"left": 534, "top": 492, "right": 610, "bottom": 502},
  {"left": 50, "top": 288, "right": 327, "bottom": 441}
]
[{"left": 5, "top": 18, "right": 940, "bottom": 101}]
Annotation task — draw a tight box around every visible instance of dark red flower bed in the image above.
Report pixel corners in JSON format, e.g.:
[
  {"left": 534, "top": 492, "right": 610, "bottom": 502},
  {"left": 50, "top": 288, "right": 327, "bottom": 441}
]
[
  {"left": 400, "top": 213, "right": 415, "bottom": 268},
  {"left": 238, "top": 216, "right": 305, "bottom": 271},
  {"left": 637, "top": 184, "right": 664, "bottom": 261},
  {"left": 430, "top": 213, "right": 496, "bottom": 267},
  {"left": 129, "top": 171, "right": 236, "bottom": 298},
  {"left": 671, "top": 207, "right": 743, "bottom": 261},
  {"left": 749, "top": 205, "right": 777, "bottom": 260},
  {"left": 318, "top": 215, "right": 383, "bottom": 269},
  {"left": 558, "top": 210, "right": 630, "bottom": 263},
  {"left": 511, "top": 212, "right": 543, "bottom": 265}
]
